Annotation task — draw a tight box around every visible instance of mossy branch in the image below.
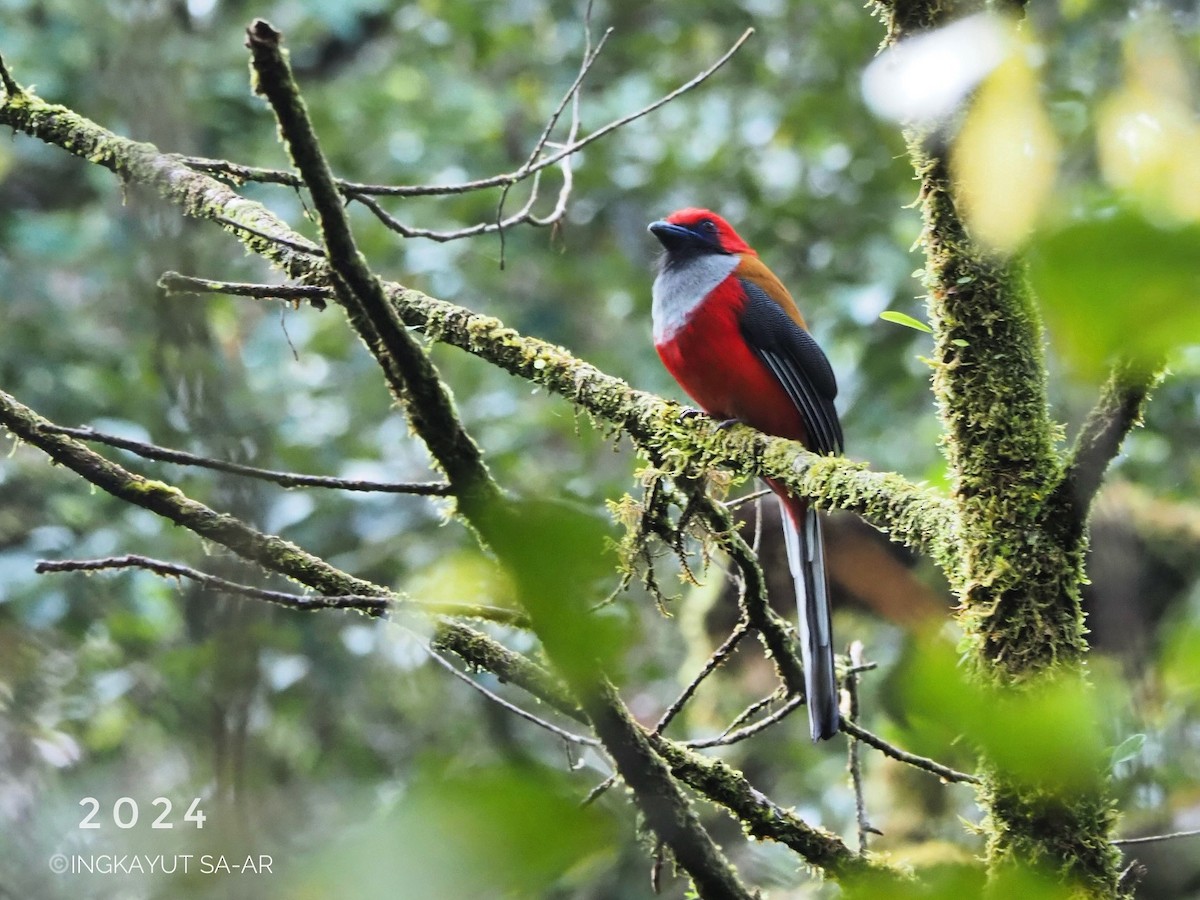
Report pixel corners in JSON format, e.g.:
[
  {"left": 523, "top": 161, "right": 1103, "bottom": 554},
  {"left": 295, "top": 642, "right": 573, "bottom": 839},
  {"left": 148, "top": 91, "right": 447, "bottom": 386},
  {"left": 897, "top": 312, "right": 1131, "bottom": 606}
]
[
  {"left": 1047, "top": 359, "right": 1161, "bottom": 547},
  {"left": 244, "top": 20, "right": 500, "bottom": 515},
  {"left": 0, "top": 65, "right": 956, "bottom": 563},
  {"left": 581, "top": 682, "right": 758, "bottom": 900}
]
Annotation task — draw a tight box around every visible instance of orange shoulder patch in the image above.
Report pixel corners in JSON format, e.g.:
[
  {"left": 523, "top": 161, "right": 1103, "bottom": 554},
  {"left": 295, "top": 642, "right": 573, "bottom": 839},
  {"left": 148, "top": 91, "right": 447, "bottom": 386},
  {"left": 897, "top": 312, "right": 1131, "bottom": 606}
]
[{"left": 735, "top": 255, "right": 808, "bottom": 329}]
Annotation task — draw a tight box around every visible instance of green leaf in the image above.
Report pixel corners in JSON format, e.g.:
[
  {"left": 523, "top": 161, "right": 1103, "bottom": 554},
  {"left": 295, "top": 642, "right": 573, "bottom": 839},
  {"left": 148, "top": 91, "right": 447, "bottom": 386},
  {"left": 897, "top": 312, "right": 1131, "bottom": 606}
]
[
  {"left": 880, "top": 310, "right": 934, "bottom": 333},
  {"left": 478, "top": 495, "right": 630, "bottom": 686},
  {"left": 892, "top": 634, "right": 1107, "bottom": 794},
  {"left": 296, "top": 760, "right": 618, "bottom": 896},
  {"left": 1029, "top": 209, "right": 1200, "bottom": 377},
  {"left": 1110, "top": 733, "right": 1146, "bottom": 769}
]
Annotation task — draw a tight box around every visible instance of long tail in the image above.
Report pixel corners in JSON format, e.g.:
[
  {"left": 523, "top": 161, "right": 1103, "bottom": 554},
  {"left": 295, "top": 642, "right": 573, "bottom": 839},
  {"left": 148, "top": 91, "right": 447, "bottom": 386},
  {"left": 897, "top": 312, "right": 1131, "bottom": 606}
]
[{"left": 775, "top": 489, "right": 839, "bottom": 741}]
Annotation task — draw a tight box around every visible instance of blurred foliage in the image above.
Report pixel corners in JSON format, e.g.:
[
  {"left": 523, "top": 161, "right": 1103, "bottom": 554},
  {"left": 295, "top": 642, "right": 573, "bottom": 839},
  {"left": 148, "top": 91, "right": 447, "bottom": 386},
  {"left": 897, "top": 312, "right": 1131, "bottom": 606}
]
[{"left": 0, "top": 0, "right": 1198, "bottom": 897}]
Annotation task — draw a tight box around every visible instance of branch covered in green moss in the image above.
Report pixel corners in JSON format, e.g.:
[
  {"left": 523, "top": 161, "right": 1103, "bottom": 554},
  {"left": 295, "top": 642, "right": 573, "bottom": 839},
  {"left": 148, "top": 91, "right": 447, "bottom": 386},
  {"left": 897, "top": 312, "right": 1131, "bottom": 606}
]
[
  {"left": 581, "top": 681, "right": 758, "bottom": 900},
  {"left": 245, "top": 20, "right": 501, "bottom": 515}
]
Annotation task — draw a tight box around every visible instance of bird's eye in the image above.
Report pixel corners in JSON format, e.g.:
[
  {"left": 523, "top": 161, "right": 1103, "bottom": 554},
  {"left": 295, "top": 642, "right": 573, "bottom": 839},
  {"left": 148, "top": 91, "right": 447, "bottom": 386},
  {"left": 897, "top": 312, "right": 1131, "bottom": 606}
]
[{"left": 699, "top": 219, "right": 718, "bottom": 235}]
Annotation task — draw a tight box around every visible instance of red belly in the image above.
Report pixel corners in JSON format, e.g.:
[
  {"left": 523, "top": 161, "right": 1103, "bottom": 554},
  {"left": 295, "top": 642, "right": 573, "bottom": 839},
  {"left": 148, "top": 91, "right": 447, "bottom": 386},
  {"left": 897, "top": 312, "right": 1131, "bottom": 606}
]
[{"left": 655, "top": 296, "right": 808, "bottom": 445}]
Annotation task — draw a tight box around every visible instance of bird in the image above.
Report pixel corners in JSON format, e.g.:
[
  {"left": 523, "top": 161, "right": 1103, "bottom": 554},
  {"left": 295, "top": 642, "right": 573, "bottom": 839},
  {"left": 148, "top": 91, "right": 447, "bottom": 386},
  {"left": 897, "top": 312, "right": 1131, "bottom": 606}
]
[{"left": 648, "top": 207, "right": 844, "bottom": 741}]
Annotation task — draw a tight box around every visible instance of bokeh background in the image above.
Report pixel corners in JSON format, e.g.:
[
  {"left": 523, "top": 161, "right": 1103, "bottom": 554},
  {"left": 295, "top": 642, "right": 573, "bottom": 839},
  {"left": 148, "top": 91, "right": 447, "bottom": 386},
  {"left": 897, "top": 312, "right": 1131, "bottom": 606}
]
[{"left": 1, "top": 0, "right": 1197, "bottom": 896}]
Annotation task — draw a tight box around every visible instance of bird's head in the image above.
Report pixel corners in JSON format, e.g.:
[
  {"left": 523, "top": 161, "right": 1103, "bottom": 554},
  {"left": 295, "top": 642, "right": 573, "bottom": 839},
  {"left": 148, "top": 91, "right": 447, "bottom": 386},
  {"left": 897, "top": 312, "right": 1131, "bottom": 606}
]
[{"left": 648, "top": 208, "right": 753, "bottom": 260}]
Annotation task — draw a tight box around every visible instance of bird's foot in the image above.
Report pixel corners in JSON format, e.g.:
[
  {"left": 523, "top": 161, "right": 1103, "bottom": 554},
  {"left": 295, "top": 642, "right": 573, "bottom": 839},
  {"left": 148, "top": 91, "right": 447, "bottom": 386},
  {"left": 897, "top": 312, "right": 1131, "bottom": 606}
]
[{"left": 676, "top": 408, "right": 742, "bottom": 431}]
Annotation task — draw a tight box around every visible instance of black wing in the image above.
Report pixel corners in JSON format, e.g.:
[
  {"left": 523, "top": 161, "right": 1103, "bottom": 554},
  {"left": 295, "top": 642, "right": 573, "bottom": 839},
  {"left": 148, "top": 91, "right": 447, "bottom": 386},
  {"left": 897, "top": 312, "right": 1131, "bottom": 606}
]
[{"left": 738, "top": 278, "right": 843, "bottom": 455}]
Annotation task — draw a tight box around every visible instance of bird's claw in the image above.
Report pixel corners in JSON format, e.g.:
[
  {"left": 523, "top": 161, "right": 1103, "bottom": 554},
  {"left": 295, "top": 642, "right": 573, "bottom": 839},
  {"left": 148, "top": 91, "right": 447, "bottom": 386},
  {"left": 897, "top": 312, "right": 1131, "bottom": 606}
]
[{"left": 675, "top": 408, "right": 741, "bottom": 431}]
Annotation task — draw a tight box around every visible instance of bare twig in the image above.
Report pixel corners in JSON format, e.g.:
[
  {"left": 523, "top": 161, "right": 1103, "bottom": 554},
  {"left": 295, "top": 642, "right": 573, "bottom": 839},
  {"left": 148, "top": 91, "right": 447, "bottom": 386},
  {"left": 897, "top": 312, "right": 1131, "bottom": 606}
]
[
  {"left": 44, "top": 424, "right": 451, "bottom": 496},
  {"left": 181, "top": 28, "right": 754, "bottom": 202},
  {"left": 846, "top": 641, "right": 881, "bottom": 852},
  {"left": 846, "top": 661, "right": 879, "bottom": 676},
  {"left": 36, "top": 554, "right": 387, "bottom": 613},
  {"left": 159, "top": 271, "right": 330, "bottom": 307},
  {"left": 684, "top": 694, "right": 806, "bottom": 749},
  {"left": 0, "top": 387, "right": 387, "bottom": 597},
  {"left": 719, "top": 690, "right": 785, "bottom": 738},
  {"left": 653, "top": 621, "right": 749, "bottom": 735},
  {"left": 33, "top": 554, "right": 527, "bottom": 625},
  {"left": 424, "top": 645, "right": 601, "bottom": 747},
  {"left": 494, "top": 6, "right": 604, "bottom": 264},
  {"left": 348, "top": 172, "right": 546, "bottom": 242},
  {"left": 1113, "top": 827, "right": 1200, "bottom": 847},
  {"left": 581, "top": 774, "right": 617, "bottom": 806},
  {"left": 725, "top": 488, "right": 772, "bottom": 511},
  {"left": 213, "top": 213, "right": 325, "bottom": 256},
  {"left": 839, "top": 718, "right": 980, "bottom": 785},
  {"left": 0, "top": 53, "right": 21, "bottom": 97}
]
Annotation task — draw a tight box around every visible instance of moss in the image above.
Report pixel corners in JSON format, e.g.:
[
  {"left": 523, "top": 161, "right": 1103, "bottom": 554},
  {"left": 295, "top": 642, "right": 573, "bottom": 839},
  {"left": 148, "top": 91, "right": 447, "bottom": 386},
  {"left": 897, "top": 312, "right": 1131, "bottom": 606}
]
[
  {"left": 979, "top": 776, "right": 1120, "bottom": 898},
  {"left": 125, "top": 478, "right": 185, "bottom": 498}
]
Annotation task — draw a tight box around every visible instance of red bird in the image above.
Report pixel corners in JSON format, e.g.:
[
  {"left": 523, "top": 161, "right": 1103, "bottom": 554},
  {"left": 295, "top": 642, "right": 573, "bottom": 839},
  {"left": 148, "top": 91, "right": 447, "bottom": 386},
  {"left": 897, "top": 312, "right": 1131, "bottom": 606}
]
[{"left": 649, "top": 208, "right": 843, "bottom": 741}]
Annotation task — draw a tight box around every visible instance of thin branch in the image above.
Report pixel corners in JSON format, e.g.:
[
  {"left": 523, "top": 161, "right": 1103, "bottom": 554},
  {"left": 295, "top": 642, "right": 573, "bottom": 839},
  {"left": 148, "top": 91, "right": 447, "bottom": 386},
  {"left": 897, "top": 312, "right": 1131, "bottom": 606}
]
[
  {"left": 0, "top": 387, "right": 386, "bottom": 598},
  {"left": 1050, "top": 358, "right": 1161, "bottom": 544},
  {"left": 725, "top": 488, "right": 772, "bottom": 511},
  {"left": 245, "top": 19, "right": 501, "bottom": 515},
  {"left": 1112, "top": 827, "right": 1200, "bottom": 847},
  {"left": 719, "top": 690, "right": 785, "bottom": 738},
  {"left": 348, "top": 171, "right": 546, "bottom": 241},
  {"left": 180, "top": 27, "right": 753, "bottom": 201},
  {"left": 654, "top": 621, "right": 749, "bottom": 735},
  {"left": 159, "top": 271, "right": 330, "bottom": 307},
  {"left": 495, "top": 8, "right": 604, "bottom": 263},
  {"left": 36, "top": 555, "right": 389, "bottom": 614},
  {"left": 424, "top": 645, "right": 601, "bottom": 747},
  {"left": 684, "top": 694, "right": 806, "bottom": 748},
  {"left": 33, "top": 554, "right": 526, "bottom": 624},
  {"left": 581, "top": 774, "right": 617, "bottom": 806},
  {"left": 846, "top": 641, "right": 881, "bottom": 852},
  {"left": 44, "top": 424, "right": 451, "bottom": 496},
  {"left": 0, "top": 53, "right": 21, "bottom": 97},
  {"left": 839, "top": 718, "right": 980, "bottom": 785},
  {"left": 213, "top": 213, "right": 326, "bottom": 256},
  {"left": 520, "top": 5, "right": 607, "bottom": 177}
]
